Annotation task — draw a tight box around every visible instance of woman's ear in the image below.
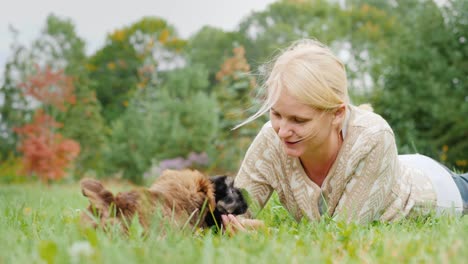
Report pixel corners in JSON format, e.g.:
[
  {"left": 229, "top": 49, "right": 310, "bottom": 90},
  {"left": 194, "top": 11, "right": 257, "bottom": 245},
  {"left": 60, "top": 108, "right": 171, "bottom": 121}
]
[{"left": 332, "top": 104, "right": 346, "bottom": 126}]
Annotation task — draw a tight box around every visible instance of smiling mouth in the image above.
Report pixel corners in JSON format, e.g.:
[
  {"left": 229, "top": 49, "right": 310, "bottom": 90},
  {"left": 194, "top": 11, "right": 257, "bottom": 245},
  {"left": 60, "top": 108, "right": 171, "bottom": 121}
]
[{"left": 285, "top": 139, "right": 302, "bottom": 145}]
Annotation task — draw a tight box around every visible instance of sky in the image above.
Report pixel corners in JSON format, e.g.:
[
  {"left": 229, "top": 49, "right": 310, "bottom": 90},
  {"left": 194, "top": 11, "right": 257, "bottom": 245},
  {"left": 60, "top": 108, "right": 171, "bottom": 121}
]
[{"left": 0, "top": 0, "right": 277, "bottom": 73}]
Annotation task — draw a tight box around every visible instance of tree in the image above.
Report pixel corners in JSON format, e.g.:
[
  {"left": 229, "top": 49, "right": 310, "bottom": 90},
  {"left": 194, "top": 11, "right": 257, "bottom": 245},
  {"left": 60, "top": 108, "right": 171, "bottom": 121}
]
[
  {"left": 105, "top": 64, "right": 218, "bottom": 183},
  {"left": 0, "top": 27, "right": 35, "bottom": 160},
  {"left": 0, "top": 14, "right": 107, "bottom": 176},
  {"left": 36, "top": 14, "right": 107, "bottom": 176},
  {"left": 186, "top": 26, "right": 246, "bottom": 86},
  {"left": 238, "top": 0, "right": 348, "bottom": 67},
  {"left": 212, "top": 46, "right": 264, "bottom": 171},
  {"left": 14, "top": 110, "right": 80, "bottom": 181},
  {"left": 370, "top": 0, "right": 467, "bottom": 170},
  {"left": 14, "top": 66, "right": 80, "bottom": 182},
  {"left": 237, "top": 0, "right": 400, "bottom": 99},
  {"left": 88, "top": 17, "right": 186, "bottom": 123},
  {"left": 341, "top": 1, "right": 400, "bottom": 96}
]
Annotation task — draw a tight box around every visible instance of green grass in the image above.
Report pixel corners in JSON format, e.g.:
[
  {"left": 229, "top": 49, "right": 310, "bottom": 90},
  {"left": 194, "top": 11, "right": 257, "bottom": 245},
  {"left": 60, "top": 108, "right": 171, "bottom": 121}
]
[{"left": 1, "top": 182, "right": 466, "bottom": 264}]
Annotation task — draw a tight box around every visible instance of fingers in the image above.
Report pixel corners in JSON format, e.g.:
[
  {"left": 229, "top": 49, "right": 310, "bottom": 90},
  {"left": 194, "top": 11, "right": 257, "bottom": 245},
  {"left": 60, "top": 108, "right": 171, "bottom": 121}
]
[
  {"left": 221, "top": 214, "right": 265, "bottom": 235},
  {"left": 221, "top": 214, "right": 244, "bottom": 235},
  {"left": 242, "top": 219, "right": 265, "bottom": 229},
  {"left": 228, "top": 214, "right": 247, "bottom": 232},
  {"left": 221, "top": 214, "right": 232, "bottom": 235}
]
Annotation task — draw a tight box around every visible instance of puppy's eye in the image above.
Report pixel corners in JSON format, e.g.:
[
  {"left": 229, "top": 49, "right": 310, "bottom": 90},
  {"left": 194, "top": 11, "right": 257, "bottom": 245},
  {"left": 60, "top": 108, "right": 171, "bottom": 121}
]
[{"left": 218, "top": 185, "right": 227, "bottom": 193}]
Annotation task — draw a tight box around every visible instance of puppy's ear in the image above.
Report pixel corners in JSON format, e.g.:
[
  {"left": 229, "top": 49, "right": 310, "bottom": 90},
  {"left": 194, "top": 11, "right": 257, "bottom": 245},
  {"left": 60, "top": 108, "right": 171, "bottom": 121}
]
[
  {"left": 209, "top": 175, "right": 228, "bottom": 198},
  {"left": 210, "top": 175, "right": 227, "bottom": 186},
  {"left": 81, "top": 178, "right": 115, "bottom": 212}
]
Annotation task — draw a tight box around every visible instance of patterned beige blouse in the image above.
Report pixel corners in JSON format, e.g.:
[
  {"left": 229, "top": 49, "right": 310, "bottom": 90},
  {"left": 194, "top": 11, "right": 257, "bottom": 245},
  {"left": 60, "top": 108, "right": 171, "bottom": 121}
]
[{"left": 234, "top": 105, "right": 437, "bottom": 224}]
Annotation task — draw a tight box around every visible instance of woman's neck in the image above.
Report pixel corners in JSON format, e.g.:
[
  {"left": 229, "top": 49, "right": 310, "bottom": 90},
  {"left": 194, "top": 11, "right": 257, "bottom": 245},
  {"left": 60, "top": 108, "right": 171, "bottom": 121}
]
[{"left": 300, "top": 129, "right": 343, "bottom": 187}]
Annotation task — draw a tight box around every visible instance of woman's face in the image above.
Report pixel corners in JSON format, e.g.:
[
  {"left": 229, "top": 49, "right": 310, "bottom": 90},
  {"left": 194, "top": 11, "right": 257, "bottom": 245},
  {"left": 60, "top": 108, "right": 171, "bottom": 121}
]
[{"left": 270, "top": 89, "right": 335, "bottom": 157}]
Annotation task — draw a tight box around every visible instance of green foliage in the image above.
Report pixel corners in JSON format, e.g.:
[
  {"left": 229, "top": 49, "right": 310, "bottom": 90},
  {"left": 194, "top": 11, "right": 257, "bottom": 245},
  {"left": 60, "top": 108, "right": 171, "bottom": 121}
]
[
  {"left": 87, "top": 38, "right": 140, "bottom": 123},
  {"left": 59, "top": 89, "right": 107, "bottom": 178},
  {"left": 0, "top": 30, "right": 35, "bottom": 159},
  {"left": 33, "top": 14, "right": 87, "bottom": 68},
  {"left": 0, "top": 14, "right": 108, "bottom": 177},
  {"left": 342, "top": 1, "right": 400, "bottom": 95},
  {"left": 0, "top": 154, "right": 28, "bottom": 183},
  {"left": 87, "top": 17, "right": 187, "bottom": 123},
  {"left": 0, "top": 62, "right": 29, "bottom": 159},
  {"left": 160, "top": 64, "right": 210, "bottom": 96},
  {"left": 369, "top": 0, "right": 468, "bottom": 170},
  {"left": 238, "top": 0, "right": 347, "bottom": 67},
  {"left": 0, "top": 183, "right": 467, "bottom": 263},
  {"left": 211, "top": 46, "right": 265, "bottom": 172},
  {"left": 104, "top": 65, "right": 218, "bottom": 183},
  {"left": 87, "top": 38, "right": 140, "bottom": 122},
  {"left": 36, "top": 14, "right": 108, "bottom": 177},
  {"left": 186, "top": 26, "right": 246, "bottom": 84}
]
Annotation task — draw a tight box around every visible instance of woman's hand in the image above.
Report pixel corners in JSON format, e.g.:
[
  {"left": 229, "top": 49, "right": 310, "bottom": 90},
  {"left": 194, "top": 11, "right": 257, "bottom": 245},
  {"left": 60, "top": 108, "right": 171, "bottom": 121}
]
[{"left": 221, "top": 214, "right": 264, "bottom": 235}]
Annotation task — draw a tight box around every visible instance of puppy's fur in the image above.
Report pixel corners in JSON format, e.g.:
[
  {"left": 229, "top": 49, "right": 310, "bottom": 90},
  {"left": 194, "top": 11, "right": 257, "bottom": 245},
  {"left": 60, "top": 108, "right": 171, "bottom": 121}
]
[
  {"left": 80, "top": 169, "right": 216, "bottom": 231},
  {"left": 80, "top": 170, "right": 248, "bottom": 232}
]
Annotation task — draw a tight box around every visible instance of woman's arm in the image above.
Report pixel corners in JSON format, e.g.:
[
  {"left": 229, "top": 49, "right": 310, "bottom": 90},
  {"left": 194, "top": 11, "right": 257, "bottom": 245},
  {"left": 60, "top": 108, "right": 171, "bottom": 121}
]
[
  {"left": 234, "top": 126, "right": 276, "bottom": 218},
  {"left": 222, "top": 126, "right": 280, "bottom": 234}
]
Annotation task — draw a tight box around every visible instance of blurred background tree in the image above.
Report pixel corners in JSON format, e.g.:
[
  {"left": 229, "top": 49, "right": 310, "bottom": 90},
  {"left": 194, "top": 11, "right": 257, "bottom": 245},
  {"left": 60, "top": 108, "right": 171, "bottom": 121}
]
[
  {"left": 87, "top": 17, "right": 186, "bottom": 123},
  {"left": 34, "top": 15, "right": 108, "bottom": 177},
  {"left": 104, "top": 64, "right": 218, "bottom": 183},
  {"left": 368, "top": 0, "right": 468, "bottom": 168},
  {"left": 0, "top": 28, "right": 35, "bottom": 161},
  {"left": 212, "top": 46, "right": 264, "bottom": 172},
  {"left": 1, "top": 14, "right": 107, "bottom": 179},
  {"left": 186, "top": 26, "right": 246, "bottom": 86},
  {"left": 14, "top": 65, "right": 80, "bottom": 182},
  {"left": 237, "top": 0, "right": 348, "bottom": 68}
]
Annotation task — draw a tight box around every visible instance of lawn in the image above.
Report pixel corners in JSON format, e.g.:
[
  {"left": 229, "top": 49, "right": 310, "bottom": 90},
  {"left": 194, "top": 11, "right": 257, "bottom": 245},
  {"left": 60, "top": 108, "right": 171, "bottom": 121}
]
[{"left": 1, "top": 182, "right": 466, "bottom": 264}]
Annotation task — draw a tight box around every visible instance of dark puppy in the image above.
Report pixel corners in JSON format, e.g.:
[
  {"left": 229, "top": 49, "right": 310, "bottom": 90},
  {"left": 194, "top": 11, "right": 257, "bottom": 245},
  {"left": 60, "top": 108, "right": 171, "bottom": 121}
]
[{"left": 205, "top": 175, "right": 248, "bottom": 229}]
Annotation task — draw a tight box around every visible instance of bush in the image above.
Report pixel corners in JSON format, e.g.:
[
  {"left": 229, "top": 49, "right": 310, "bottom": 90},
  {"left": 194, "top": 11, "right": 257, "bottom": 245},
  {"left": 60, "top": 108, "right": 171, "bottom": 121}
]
[
  {"left": 104, "top": 65, "right": 218, "bottom": 183},
  {"left": 370, "top": 1, "right": 467, "bottom": 171},
  {"left": 0, "top": 153, "right": 30, "bottom": 183}
]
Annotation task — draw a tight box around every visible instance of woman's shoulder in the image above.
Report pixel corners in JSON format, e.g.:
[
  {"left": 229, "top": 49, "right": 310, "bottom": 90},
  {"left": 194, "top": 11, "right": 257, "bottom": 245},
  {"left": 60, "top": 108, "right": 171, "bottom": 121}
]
[
  {"left": 347, "top": 104, "right": 394, "bottom": 136},
  {"left": 241, "top": 121, "right": 288, "bottom": 165},
  {"left": 248, "top": 121, "right": 283, "bottom": 150},
  {"left": 259, "top": 121, "right": 279, "bottom": 139},
  {"left": 338, "top": 106, "right": 397, "bottom": 169}
]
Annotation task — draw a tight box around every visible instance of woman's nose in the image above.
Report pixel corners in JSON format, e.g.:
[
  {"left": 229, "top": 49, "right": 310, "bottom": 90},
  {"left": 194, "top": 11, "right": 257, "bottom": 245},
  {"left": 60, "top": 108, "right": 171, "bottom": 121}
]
[{"left": 277, "top": 122, "right": 292, "bottom": 138}]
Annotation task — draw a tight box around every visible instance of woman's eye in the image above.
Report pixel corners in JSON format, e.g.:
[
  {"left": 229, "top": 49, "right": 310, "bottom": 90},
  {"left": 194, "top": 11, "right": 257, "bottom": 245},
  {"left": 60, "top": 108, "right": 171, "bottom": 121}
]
[{"left": 294, "top": 118, "right": 307, "bottom": 123}]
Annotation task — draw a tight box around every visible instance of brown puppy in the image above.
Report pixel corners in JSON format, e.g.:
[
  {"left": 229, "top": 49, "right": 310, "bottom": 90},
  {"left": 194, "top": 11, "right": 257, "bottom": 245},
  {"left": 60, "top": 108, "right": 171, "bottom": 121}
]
[{"left": 80, "top": 169, "right": 216, "bottom": 232}]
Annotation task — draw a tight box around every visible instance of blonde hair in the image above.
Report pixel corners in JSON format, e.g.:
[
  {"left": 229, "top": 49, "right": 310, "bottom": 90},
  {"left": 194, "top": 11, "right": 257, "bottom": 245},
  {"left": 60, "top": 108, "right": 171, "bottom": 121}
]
[{"left": 235, "top": 39, "right": 349, "bottom": 129}]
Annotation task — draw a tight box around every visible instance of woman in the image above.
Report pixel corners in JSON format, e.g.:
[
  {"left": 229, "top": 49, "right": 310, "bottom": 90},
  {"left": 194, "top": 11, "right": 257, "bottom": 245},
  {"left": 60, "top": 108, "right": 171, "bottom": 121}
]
[{"left": 221, "top": 39, "right": 467, "bottom": 233}]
